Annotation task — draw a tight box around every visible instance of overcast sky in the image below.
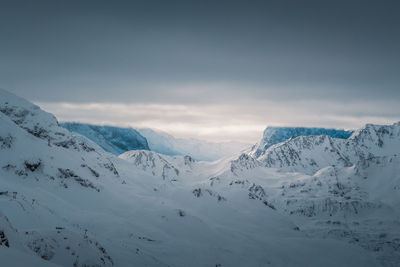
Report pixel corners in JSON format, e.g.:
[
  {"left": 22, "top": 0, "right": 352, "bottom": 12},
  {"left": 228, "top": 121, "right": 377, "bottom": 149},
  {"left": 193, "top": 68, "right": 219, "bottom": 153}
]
[{"left": 1, "top": 0, "right": 399, "bottom": 142}]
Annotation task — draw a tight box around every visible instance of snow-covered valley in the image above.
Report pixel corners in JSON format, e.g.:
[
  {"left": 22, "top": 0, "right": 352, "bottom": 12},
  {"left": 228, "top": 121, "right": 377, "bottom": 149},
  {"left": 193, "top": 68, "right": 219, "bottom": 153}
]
[{"left": 1, "top": 88, "right": 399, "bottom": 266}]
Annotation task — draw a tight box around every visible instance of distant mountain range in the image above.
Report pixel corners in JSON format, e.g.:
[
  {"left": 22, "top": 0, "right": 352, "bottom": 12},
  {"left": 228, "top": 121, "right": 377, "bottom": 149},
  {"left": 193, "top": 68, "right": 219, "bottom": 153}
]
[
  {"left": 61, "top": 123, "right": 250, "bottom": 161},
  {"left": 61, "top": 123, "right": 355, "bottom": 163}
]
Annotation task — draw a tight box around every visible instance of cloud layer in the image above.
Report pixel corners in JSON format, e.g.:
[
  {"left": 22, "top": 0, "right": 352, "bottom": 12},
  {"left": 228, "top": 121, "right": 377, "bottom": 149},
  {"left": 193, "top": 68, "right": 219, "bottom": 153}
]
[{"left": 37, "top": 96, "right": 400, "bottom": 143}]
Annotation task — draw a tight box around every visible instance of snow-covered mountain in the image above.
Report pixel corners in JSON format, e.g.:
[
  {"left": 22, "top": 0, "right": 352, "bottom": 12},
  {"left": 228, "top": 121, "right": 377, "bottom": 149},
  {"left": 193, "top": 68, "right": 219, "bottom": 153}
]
[
  {"left": 61, "top": 122, "right": 149, "bottom": 155},
  {"left": 250, "top": 123, "right": 400, "bottom": 175},
  {"left": 207, "top": 122, "right": 400, "bottom": 265},
  {"left": 250, "top": 126, "right": 353, "bottom": 158},
  {"left": 138, "top": 128, "right": 250, "bottom": 161},
  {"left": 1, "top": 88, "right": 399, "bottom": 266},
  {"left": 60, "top": 124, "right": 249, "bottom": 161}
]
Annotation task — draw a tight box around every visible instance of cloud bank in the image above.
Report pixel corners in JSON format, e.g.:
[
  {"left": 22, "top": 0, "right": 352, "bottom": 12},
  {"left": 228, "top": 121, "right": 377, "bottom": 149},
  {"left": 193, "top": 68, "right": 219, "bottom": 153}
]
[{"left": 37, "top": 95, "right": 400, "bottom": 143}]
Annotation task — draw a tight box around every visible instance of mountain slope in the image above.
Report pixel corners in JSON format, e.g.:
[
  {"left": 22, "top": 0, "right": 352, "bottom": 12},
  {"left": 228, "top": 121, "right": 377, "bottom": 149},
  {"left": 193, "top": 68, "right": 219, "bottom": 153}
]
[{"left": 61, "top": 122, "right": 149, "bottom": 155}]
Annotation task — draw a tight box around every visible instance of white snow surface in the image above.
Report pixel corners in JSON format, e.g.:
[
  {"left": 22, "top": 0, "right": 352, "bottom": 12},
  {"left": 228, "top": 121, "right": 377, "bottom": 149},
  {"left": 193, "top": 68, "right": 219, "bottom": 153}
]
[{"left": 0, "top": 88, "right": 399, "bottom": 266}]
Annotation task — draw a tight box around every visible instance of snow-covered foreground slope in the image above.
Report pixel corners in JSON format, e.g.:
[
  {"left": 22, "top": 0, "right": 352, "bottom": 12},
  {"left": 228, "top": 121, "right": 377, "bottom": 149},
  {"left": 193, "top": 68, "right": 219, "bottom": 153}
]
[
  {"left": 138, "top": 128, "right": 250, "bottom": 161},
  {"left": 61, "top": 122, "right": 149, "bottom": 155},
  {"left": 0, "top": 88, "right": 398, "bottom": 266}
]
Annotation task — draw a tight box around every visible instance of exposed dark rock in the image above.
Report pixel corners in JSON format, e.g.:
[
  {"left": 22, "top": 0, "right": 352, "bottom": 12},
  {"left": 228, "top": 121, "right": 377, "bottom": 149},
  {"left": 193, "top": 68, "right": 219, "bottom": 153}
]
[
  {"left": 0, "top": 231, "right": 10, "bottom": 247},
  {"left": 263, "top": 200, "right": 276, "bottom": 210},
  {"left": 87, "top": 166, "right": 99, "bottom": 178},
  {"left": 24, "top": 160, "right": 41, "bottom": 172},
  {"left": 0, "top": 134, "right": 13, "bottom": 149},
  {"left": 178, "top": 210, "right": 185, "bottom": 217},
  {"left": 138, "top": 236, "right": 155, "bottom": 242},
  {"left": 26, "top": 125, "right": 50, "bottom": 139},
  {"left": 248, "top": 183, "right": 266, "bottom": 200},
  {"left": 27, "top": 236, "right": 55, "bottom": 261},
  {"left": 2, "top": 164, "right": 16, "bottom": 171},
  {"left": 57, "top": 168, "right": 100, "bottom": 192},
  {"left": 103, "top": 162, "right": 119, "bottom": 176},
  {"left": 209, "top": 177, "right": 220, "bottom": 186},
  {"left": 192, "top": 188, "right": 202, "bottom": 197}
]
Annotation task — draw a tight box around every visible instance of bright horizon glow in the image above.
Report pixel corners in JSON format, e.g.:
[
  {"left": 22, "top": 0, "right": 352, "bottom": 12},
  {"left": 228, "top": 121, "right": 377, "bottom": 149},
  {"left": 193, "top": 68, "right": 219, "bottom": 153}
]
[{"left": 36, "top": 100, "right": 400, "bottom": 144}]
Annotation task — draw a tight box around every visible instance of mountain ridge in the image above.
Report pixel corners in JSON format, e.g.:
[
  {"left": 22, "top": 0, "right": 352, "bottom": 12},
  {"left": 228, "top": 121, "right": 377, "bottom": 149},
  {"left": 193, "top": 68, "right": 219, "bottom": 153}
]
[
  {"left": 250, "top": 126, "right": 354, "bottom": 158},
  {"left": 61, "top": 122, "right": 149, "bottom": 155}
]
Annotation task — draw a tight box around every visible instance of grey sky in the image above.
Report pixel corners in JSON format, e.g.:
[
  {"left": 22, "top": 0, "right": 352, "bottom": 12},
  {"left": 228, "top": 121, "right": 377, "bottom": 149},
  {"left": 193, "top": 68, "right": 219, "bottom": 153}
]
[{"left": 1, "top": 0, "right": 399, "bottom": 142}]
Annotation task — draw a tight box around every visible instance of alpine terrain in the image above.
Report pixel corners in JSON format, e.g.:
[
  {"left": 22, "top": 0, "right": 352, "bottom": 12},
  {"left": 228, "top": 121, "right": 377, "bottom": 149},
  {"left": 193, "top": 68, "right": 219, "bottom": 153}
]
[{"left": 0, "top": 88, "right": 399, "bottom": 266}]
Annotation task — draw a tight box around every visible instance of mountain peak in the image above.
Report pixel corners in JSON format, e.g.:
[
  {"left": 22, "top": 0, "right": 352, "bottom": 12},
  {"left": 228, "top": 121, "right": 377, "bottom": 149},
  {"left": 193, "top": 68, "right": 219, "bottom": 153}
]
[{"left": 250, "top": 126, "right": 354, "bottom": 158}]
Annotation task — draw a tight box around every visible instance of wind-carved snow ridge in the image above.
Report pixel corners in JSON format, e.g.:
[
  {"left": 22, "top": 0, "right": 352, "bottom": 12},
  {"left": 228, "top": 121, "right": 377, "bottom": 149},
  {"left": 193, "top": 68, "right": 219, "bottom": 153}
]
[{"left": 1, "top": 88, "right": 400, "bottom": 266}]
